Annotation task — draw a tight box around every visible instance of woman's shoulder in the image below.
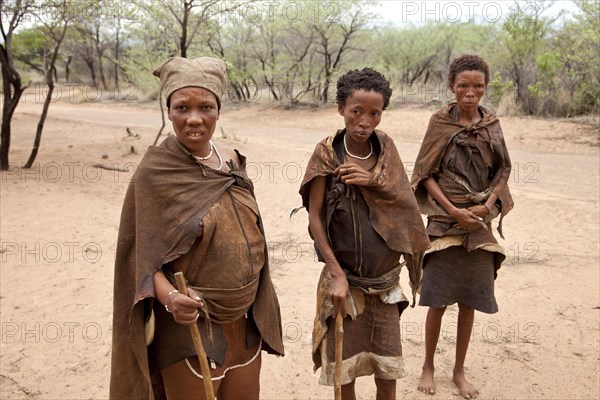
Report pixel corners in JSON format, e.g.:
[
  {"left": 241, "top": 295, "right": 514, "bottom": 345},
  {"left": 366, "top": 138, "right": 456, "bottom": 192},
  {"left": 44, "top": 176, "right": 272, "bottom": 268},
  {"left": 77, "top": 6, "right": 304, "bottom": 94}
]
[
  {"left": 425, "top": 106, "right": 452, "bottom": 126},
  {"left": 436, "top": 102, "right": 458, "bottom": 117},
  {"left": 308, "top": 133, "right": 337, "bottom": 157},
  {"left": 372, "top": 129, "right": 395, "bottom": 148},
  {"left": 373, "top": 128, "right": 391, "bottom": 138},
  {"left": 215, "top": 142, "right": 242, "bottom": 166}
]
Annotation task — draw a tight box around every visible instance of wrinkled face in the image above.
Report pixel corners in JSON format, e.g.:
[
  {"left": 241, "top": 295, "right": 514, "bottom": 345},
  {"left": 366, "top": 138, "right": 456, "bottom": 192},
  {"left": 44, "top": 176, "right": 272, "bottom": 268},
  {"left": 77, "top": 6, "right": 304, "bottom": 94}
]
[
  {"left": 338, "top": 90, "right": 384, "bottom": 142},
  {"left": 451, "top": 70, "right": 487, "bottom": 112},
  {"left": 168, "top": 87, "right": 220, "bottom": 156}
]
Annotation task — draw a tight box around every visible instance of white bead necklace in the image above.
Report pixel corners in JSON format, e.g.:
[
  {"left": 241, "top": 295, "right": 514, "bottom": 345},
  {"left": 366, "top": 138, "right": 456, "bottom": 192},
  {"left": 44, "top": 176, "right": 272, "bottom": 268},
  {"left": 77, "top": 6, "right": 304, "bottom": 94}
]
[
  {"left": 194, "top": 141, "right": 214, "bottom": 160},
  {"left": 212, "top": 142, "right": 223, "bottom": 170},
  {"left": 194, "top": 140, "right": 223, "bottom": 170},
  {"left": 344, "top": 134, "right": 373, "bottom": 160}
]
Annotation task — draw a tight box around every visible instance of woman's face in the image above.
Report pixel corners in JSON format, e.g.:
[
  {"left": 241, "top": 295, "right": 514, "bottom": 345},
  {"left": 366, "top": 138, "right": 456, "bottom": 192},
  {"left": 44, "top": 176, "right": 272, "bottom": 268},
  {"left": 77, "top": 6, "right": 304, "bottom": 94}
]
[
  {"left": 338, "top": 89, "right": 384, "bottom": 142},
  {"left": 168, "top": 87, "right": 220, "bottom": 156},
  {"left": 451, "top": 70, "right": 487, "bottom": 112}
]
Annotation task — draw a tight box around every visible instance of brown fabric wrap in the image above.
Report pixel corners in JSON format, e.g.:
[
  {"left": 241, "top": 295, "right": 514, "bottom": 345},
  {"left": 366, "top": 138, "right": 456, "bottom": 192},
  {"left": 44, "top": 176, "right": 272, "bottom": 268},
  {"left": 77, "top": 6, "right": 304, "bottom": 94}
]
[
  {"left": 345, "top": 264, "right": 401, "bottom": 294},
  {"left": 410, "top": 103, "right": 514, "bottom": 240},
  {"left": 300, "top": 129, "right": 430, "bottom": 304},
  {"left": 182, "top": 277, "right": 259, "bottom": 324},
  {"left": 110, "top": 135, "right": 283, "bottom": 400}
]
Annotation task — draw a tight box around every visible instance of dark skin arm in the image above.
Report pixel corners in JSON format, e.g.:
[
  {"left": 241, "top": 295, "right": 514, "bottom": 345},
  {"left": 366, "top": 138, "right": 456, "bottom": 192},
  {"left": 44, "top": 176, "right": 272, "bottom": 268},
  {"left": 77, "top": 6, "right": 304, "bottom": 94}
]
[
  {"left": 152, "top": 223, "right": 205, "bottom": 326},
  {"left": 423, "top": 176, "right": 497, "bottom": 230},
  {"left": 309, "top": 175, "right": 350, "bottom": 317},
  {"left": 308, "top": 164, "right": 374, "bottom": 317},
  {"left": 153, "top": 270, "right": 203, "bottom": 325}
]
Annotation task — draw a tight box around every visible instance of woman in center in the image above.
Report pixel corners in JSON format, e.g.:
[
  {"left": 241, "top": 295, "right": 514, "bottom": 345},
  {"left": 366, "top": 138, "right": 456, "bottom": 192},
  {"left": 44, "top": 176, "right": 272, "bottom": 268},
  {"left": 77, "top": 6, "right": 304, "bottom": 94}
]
[{"left": 299, "top": 68, "right": 430, "bottom": 399}]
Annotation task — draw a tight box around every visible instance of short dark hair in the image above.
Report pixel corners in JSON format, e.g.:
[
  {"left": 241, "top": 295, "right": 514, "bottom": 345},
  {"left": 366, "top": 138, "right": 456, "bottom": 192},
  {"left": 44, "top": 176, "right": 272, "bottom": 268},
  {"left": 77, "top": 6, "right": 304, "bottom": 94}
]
[
  {"left": 336, "top": 68, "right": 393, "bottom": 109},
  {"left": 448, "top": 55, "right": 490, "bottom": 87}
]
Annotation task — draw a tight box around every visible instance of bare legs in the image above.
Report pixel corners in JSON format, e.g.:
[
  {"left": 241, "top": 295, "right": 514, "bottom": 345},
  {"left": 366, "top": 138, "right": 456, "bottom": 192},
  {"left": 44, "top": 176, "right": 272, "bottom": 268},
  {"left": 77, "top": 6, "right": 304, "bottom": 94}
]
[
  {"left": 341, "top": 378, "right": 396, "bottom": 400},
  {"left": 453, "top": 303, "right": 478, "bottom": 399},
  {"left": 218, "top": 353, "right": 261, "bottom": 399},
  {"left": 418, "top": 306, "right": 446, "bottom": 395},
  {"left": 375, "top": 378, "right": 396, "bottom": 400},
  {"left": 418, "top": 303, "right": 478, "bottom": 399},
  {"left": 160, "top": 353, "right": 261, "bottom": 399},
  {"left": 341, "top": 381, "right": 356, "bottom": 400}
]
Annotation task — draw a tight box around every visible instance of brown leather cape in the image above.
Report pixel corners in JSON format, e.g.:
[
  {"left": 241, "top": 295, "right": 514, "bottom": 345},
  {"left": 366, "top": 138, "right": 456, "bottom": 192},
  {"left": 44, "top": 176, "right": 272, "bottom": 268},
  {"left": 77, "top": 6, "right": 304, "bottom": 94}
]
[
  {"left": 299, "top": 129, "right": 430, "bottom": 303},
  {"left": 110, "top": 135, "right": 283, "bottom": 400},
  {"left": 410, "top": 103, "right": 514, "bottom": 239}
]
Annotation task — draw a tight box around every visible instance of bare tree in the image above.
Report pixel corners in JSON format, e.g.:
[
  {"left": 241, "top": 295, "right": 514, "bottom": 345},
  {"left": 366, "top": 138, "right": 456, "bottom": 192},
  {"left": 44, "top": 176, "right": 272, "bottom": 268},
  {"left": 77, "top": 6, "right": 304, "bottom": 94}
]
[
  {"left": 280, "top": 25, "right": 316, "bottom": 102},
  {"left": 24, "top": 0, "right": 72, "bottom": 168},
  {"left": 501, "top": 1, "right": 556, "bottom": 114},
  {"left": 206, "top": 21, "right": 257, "bottom": 102},
  {"left": 113, "top": 9, "right": 122, "bottom": 88},
  {"left": 311, "top": 1, "right": 370, "bottom": 103},
  {"left": 250, "top": 22, "right": 280, "bottom": 100},
  {"left": 146, "top": 0, "right": 244, "bottom": 144},
  {"left": 156, "top": 0, "right": 241, "bottom": 58},
  {"left": 70, "top": 4, "right": 108, "bottom": 88},
  {"left": 0, "top": 0, "right": 33, "bottom": 170},
  {"left": 69, "top": 26, "right": 99, "bottom": 86}
]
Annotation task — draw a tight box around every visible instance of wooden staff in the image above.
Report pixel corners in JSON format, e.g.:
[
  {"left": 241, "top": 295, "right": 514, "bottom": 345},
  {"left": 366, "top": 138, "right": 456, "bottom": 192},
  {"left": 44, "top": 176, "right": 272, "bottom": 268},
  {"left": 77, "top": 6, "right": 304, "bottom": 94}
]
[
  {"left": 334, "top": 312, "right": 344, "bottom": 400},
  {"left": 174, "top": 272, "right": 215, "bottom": 400}
]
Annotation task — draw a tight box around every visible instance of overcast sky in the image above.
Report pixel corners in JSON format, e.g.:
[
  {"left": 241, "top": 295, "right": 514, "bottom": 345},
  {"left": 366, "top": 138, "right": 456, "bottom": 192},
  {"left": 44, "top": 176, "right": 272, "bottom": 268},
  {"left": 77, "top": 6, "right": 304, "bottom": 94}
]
[{"left": 373, "top": 0, "right": 579, "bottom": 26}]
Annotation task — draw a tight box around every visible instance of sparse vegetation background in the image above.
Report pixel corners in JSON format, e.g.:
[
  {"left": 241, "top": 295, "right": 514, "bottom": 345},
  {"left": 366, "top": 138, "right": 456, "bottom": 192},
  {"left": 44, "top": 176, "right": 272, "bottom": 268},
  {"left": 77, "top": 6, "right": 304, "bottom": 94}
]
[{"left": 1, "top": 0, "right": 599, "bottom": 168}]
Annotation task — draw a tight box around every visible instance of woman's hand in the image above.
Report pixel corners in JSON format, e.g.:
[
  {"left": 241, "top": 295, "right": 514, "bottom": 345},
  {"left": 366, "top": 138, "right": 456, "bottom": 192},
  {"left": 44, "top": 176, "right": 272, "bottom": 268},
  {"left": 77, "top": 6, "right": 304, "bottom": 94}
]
[
  {"left": 451, "top": 207, "right": 484, "bottom": 230},
  {"left": 467, "top": 204, "right": 489, "bottom": 219},
  {"left": 154, "top": 269, "right": 204, "bottom": 326},
  {"left": 335, "top": 163, "right": 372, "bottom": 186},
  {"left": 330, "top": 273, "right": 350, "bottom": 318},
  {"left": 169, "top": 287, "right": 204, "bottom": 326}
]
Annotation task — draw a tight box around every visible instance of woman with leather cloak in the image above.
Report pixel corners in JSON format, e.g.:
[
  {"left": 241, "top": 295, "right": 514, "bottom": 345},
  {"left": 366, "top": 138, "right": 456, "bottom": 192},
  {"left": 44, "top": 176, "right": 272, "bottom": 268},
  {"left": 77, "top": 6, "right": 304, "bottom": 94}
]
[
  {"left": 299, "top": 68, "right": 430, "bottom": 400},
  {"left": 110, "top": 57, "right": 284, "bottom": 400},
  {"left": 411, "top": 55, "right": 513, "bottom": 399}
]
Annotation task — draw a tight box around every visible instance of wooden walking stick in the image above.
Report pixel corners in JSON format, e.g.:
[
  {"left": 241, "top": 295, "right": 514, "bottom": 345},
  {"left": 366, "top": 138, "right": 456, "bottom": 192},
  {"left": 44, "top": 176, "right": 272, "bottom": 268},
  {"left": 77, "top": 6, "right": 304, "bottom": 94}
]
[
  {"left": 174, "top": 272, "right": 216, "bottom": 400},
  {"left": 334, "top": 312, "right": 344, "bottom": 400}
]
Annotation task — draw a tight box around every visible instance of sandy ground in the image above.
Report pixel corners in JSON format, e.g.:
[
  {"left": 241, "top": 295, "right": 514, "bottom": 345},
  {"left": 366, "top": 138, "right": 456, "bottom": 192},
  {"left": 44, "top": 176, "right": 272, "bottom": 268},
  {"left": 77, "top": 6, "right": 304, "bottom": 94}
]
[{"left": 1, "top": 98, "right": 598, "bottom": 400}]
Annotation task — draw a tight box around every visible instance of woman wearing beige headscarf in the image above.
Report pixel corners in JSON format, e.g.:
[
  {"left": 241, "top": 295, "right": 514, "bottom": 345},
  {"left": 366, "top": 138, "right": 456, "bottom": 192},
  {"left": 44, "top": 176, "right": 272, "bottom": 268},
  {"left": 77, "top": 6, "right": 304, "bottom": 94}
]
[{"left": 110, "top": 57, "right": 284, "bottom": 399}]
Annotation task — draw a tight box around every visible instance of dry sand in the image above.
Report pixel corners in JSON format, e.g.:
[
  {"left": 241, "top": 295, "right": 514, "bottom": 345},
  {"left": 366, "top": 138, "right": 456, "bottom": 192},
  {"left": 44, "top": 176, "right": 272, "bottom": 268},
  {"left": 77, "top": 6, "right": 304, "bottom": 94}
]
[{"left": 1, "top": 99, "right": 598, "bottom": 399}]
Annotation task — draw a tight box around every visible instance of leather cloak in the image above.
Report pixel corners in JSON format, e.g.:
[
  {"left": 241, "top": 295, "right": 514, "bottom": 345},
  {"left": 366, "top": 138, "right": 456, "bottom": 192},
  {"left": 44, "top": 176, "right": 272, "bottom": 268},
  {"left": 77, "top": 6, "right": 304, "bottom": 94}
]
[
  {"left": 410, "top": 103, "right": 514, "bottom": 234},
  {"left": 299, "top": 129, "right": 430, "bottom": 303},
  {"left": 110, "top": 136, "right": 283, "bottom": 399}
]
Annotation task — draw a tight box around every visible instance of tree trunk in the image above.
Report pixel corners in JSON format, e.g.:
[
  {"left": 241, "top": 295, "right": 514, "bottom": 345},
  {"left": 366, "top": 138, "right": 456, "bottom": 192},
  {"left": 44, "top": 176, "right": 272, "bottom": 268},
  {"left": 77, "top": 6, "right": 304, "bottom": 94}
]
[
  {"left": 83, "top": 56, "right": 97, "bottom": 87},
  {"left": 264, "top": 76, "right": 279, "bottom": 101},
  {"left": 24, "top": 82, "right": 53, "bottom": 168},
  {"left": 180, "top": 2, "right": 190, "bottom": 58},
  {"left": 114, "top": 24, "right": 120, "bottom": 88},
  {"left": 153, "top": 86, "right": 166, "bottom": 146},
  {"left": 24, "top": 12, "right": 70, "bottom": 168},
  {"left": 0, "top": 46, "right": 28, "bottom": 170},
  {"left": 65, "top": 55, "right": 72, "bottom": 82},
  {"left": 322, "top": 75, "right": 330, "bottom": 104},
  {"left": 95, "top": 26, "right": 107, "bottom": 89},
  {"left": 0, "top": 80, "right": 27, "bottom": 170}
]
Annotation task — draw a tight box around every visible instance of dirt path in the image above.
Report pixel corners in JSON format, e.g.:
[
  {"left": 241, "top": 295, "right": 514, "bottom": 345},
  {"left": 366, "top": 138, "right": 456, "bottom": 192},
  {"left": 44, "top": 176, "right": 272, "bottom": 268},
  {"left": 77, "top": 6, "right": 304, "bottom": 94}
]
[{"left": 1, "top": 101, "right": 598, "bottom": 399}]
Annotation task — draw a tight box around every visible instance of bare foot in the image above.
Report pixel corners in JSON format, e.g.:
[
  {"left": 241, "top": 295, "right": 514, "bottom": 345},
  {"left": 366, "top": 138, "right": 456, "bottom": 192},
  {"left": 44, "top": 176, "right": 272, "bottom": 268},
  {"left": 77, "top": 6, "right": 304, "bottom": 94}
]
[
  {"left": 453, "top": 369, "right": 479, "bottom": 399},
  {"left": 418, "top": 367, "right": 436, "bottom": 395}
]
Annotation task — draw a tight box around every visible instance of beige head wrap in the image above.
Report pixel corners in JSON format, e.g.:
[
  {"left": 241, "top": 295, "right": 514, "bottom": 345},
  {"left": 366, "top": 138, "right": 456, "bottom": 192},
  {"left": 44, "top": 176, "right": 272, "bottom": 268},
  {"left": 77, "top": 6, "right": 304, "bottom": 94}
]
[{"left": 153, "top": 57, "right": 227, "bottom": 109}]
